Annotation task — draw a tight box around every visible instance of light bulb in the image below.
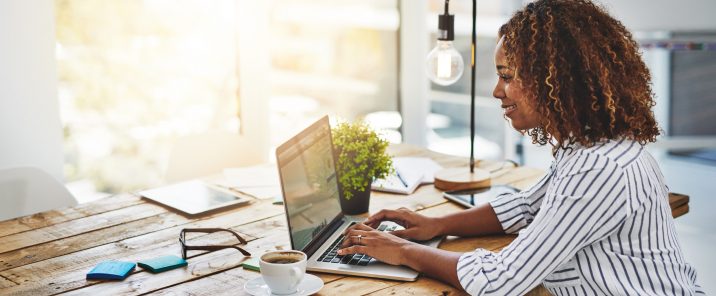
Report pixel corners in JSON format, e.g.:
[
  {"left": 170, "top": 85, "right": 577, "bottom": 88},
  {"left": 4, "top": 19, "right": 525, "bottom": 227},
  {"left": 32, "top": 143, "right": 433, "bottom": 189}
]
[
  {"left": 426, "top": 1, "right": 464, "bottom": 86},
  {"left": 426, "top": 40, "right": 464, "bottom": 86}
]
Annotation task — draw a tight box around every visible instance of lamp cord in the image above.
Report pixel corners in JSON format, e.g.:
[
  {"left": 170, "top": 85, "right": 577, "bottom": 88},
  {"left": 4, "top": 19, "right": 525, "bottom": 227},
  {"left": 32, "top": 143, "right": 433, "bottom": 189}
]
[{"left": 469, "top": 0, "right": 477, "bottom": 173}]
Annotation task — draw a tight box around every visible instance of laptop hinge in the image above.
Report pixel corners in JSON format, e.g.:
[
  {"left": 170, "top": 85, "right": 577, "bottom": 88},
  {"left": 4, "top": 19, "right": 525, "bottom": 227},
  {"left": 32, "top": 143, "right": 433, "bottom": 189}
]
[{"left": 302, "top": 214, "right": 345, "bottom": 258}]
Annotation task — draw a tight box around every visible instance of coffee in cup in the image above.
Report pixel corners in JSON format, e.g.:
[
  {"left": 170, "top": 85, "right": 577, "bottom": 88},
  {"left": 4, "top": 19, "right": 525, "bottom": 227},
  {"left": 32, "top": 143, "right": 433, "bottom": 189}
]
[
  {"left": 263, "top": 256, "right": 301, "bottom": 264},
  {"left": 259, "top": 250, "right": 307, "bottom": 295}
]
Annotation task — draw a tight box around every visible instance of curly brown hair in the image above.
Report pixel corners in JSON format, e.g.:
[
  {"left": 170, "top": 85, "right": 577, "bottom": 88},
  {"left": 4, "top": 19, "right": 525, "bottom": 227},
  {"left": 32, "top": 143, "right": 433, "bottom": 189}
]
[{"left": 499, "top": 0, "right": 660, "bottom": 150}]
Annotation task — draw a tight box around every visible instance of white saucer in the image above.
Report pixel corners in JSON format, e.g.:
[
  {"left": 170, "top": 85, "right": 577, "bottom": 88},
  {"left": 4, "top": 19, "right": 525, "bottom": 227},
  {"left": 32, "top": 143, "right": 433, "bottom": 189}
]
[{"left": 244, "top": 274, "right": 323, "bottom": 296}]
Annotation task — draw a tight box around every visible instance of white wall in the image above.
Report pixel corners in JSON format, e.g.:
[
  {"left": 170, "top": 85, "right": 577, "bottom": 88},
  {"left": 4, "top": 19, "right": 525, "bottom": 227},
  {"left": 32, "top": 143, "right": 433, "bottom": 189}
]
[
  {"left": 399, "top": 0, "right": 429, "bottom": 146},
  {"left": 0, "top": 0, "right": 64, "bottom": 181}
]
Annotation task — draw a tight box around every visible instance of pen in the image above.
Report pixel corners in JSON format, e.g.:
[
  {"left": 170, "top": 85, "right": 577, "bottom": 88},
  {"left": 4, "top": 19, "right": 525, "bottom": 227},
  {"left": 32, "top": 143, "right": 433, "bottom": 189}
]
[{"left": 395, "top": 170, "right": 409, "bottom": 188}]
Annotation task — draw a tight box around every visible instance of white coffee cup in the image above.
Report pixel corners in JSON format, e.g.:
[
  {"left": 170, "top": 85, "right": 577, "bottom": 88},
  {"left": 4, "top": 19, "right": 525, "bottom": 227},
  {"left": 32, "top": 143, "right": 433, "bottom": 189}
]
[{"left": 259, "top": 250, "right": 307, "bottom": 295}]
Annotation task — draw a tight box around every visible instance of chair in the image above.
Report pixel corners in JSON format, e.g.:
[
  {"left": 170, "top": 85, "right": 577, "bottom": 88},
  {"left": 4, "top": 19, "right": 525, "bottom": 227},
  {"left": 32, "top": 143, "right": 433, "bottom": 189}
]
[
  {"left": 164, "top": 131, "right": 266, "bottom": 183},
  {"left": 0, "top": 166, "right": 77, "bottom": 221}
]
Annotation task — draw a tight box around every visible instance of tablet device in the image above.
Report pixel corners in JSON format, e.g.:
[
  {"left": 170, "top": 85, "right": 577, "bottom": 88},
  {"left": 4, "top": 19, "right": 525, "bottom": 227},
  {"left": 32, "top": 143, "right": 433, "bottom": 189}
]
[
  {"left": 443, "top": 185, "right": 519, "bottom": 208},
  {"left": 140, "top": 180, "right": 250, "bottom": 215}
]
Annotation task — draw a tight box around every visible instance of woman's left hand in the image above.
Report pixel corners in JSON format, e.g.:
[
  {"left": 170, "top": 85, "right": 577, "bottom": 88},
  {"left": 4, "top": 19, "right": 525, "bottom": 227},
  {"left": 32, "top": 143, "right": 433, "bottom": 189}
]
[{"left": 338, "top": 223, "right": 416, "bottom": 266}]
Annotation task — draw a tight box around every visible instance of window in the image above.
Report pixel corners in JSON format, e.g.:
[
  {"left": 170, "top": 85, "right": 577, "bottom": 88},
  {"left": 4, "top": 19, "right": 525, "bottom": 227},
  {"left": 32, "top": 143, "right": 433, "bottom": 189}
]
[
  {"left": 638, "top": 31, "right": 716, "bottom": 161},
  {"left": 56, "top": 0, "right": 400, "bottom": 198},
  {"left": 424, "top": 0, "right": 516, "bottom": 160},
  {"left": 667, "top": 32, "right": 716, "bottom": 137},
  {"left": 56, "top": 0, "right": 242, "bottom": 195},
  {"left": 267, "top": 0, "right": 400, "bottom": 146}
]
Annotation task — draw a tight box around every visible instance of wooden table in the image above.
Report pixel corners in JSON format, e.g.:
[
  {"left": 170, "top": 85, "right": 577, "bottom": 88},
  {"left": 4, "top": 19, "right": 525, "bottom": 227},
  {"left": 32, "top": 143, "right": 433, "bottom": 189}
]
[{"left": 0, "top": 144, "right": 688, "bottom": 296}]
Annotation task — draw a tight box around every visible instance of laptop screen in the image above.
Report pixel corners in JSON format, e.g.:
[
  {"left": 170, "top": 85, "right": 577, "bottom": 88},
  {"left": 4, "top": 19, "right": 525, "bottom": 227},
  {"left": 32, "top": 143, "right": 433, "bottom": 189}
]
[{"left": 276, "top": 117, "right": 342, "bottom": 251}]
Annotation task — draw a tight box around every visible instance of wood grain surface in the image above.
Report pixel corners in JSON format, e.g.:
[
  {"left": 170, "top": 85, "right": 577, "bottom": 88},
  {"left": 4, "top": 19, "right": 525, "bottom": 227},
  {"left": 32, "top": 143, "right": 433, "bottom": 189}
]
[
  {"left": 0, "top": 144, "right": 688, "bottom": 296},
  {"left": 0, "top": 275, "right": 15, "bottom": 289},
  {"left": 0, "top": 194, "right": 143, "bottom": 238}
]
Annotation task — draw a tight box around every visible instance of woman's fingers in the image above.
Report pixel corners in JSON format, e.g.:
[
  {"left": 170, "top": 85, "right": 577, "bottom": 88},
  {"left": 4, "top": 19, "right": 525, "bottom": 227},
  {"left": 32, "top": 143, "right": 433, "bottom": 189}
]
[
  {"left": 364, "top": 210, "right": 390, "bottom": 227},
  {"left": 341, "top": 229, "right": 373, "bottom": 247},
  {"left": 337, "top": 245, "right": 368, "bottom": 256},
  {"left": 342, "top": 222, "right": 373, "bottom": 235},
  {"left": 389, "top": 229, "right": 409, "bottom": 239},
  {"left": 352, "top": 223, "right": 374, "bottom": 231},
  {"left": 337, "top": 231, "right": 412, "bottom": 265},
  {"left": 365, "top": 209, "right": 411, "bottom": 228}
]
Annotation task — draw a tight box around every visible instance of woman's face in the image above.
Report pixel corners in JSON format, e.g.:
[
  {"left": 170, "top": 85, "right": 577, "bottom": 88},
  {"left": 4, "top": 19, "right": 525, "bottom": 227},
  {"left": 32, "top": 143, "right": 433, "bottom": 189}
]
[{"left": 493, "top": 37, "right": 541, "bottom": 131}]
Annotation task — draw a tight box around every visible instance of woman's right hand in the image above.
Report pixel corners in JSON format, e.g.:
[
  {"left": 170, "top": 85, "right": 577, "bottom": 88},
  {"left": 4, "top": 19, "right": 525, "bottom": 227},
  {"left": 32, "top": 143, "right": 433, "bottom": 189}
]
[{"left": 363, "top": 207, "right": 442, "bottom": 241}]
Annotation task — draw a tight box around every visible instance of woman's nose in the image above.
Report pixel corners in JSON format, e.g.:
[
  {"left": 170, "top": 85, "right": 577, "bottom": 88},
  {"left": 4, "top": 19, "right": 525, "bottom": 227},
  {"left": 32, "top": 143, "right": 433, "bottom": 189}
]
[{"left": 493, "top": 82, "right": 504, "bottom": 100}]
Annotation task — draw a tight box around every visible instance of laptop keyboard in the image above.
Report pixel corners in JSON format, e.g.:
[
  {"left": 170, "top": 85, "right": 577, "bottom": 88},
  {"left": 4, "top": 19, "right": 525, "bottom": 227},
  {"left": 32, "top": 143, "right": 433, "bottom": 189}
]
[{"left": 317, "top": 223, "right": 398, "bottom": 266}]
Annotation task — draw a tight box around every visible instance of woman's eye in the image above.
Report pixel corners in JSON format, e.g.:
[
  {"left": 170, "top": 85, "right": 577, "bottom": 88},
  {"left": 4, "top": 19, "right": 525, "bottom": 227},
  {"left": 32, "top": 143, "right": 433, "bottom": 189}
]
[{"left": 499, "top": 74, "right": 512, "bottom": 82}]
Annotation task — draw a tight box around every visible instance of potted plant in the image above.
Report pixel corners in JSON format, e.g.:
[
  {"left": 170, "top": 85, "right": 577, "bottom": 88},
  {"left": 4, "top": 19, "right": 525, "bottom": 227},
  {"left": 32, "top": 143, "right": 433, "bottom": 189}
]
[{"left": 332, "top": 120, "right": 393, "bottom": 215}]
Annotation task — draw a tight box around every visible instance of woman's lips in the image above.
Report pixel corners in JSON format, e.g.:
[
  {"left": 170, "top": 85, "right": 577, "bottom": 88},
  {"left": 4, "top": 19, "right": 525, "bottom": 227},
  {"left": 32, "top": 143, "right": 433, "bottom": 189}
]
[{"left": 502, "top": 104, "right": 517, "bottom": 116}]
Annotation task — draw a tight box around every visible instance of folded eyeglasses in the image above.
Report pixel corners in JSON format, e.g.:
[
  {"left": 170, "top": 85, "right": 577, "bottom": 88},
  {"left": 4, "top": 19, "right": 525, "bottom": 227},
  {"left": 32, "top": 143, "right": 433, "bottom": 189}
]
[{"left": 179, "top": 228, "right": 251, "bottom": 260}]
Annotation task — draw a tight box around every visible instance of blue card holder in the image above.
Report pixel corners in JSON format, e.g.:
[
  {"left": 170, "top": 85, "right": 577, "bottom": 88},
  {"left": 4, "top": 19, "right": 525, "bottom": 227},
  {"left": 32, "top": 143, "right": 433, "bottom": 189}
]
[
  {"left": 137, "top": 255, "right": 188, "bottom": 273},
  {"left": 86, "top": 261, "right": 135, "bottom": 280}
]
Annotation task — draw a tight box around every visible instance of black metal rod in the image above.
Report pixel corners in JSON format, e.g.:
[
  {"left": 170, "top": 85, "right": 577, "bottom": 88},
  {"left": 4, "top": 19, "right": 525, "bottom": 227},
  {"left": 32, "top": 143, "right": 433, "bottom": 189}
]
[{"left": 469, "top": 0, "right": 476, "bottom": 173}]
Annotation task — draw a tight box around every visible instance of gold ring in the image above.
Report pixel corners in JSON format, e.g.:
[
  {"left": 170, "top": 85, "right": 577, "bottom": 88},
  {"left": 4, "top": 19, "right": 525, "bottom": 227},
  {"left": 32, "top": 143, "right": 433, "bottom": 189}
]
[{"left": 357, "top": 235, "right": 362, "bottom": 244}]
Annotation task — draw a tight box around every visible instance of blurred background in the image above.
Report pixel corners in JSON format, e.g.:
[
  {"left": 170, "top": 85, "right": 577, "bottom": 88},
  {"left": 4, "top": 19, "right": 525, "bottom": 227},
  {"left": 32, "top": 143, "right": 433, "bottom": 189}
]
[{"left": 1, "top": 0, "right": 715, "bottom": 292}]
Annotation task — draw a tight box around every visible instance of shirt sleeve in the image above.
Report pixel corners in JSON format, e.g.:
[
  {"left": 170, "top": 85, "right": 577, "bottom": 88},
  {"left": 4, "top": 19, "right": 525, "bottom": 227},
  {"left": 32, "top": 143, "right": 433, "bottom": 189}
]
[
  {"left": 458, "top": 153, "right": 628, "bottom": 295},
  {"left": 488, "top": 161, "right": 555, "bottom": 233}
]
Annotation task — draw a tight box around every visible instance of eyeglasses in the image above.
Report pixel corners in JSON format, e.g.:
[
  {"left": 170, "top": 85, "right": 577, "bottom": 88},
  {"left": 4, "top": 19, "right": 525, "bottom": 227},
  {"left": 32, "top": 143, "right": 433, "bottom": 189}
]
[{"left": 179, "top": 228, "right": 252, "bottom": 260}]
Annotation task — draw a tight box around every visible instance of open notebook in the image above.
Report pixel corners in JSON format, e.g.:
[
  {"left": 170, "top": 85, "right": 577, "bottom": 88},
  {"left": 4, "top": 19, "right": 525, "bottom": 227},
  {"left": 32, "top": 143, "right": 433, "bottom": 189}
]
[{"left": 371, "top": 157, "right": 443, "bottom": 194}]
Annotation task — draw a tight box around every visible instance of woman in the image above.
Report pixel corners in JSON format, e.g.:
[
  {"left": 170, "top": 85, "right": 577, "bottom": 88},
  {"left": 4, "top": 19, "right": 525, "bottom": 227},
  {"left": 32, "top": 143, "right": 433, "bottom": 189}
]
[{"left": 338, "top": 0, "right": 703, "bottom": 295}]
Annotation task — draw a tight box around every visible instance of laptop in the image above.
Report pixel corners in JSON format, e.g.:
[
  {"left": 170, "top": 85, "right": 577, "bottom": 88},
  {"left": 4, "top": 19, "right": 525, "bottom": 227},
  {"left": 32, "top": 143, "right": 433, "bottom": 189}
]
[{"left": 275, "top": 116, "right": 441, "bottom": 281}]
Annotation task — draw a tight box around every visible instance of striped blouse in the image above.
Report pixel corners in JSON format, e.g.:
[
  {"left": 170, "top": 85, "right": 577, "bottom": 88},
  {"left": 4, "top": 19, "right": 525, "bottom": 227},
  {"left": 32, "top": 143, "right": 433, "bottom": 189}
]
[{"left": 457, "top": 139, "right": 704, "bottom": 295}]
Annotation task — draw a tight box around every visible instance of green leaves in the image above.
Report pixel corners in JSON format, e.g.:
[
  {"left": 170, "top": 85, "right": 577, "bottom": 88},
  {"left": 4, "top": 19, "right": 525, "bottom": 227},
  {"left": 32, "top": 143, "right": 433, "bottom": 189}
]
[{"left": 332, "top": 120, "right": 393, "bottom": 200}]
